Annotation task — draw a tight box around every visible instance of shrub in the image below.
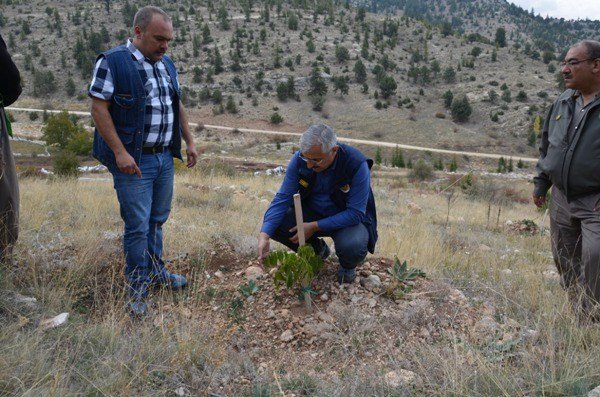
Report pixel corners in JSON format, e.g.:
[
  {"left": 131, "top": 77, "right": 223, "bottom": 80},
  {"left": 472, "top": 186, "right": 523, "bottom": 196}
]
[
  {"left": 516, "top": 90, "right": 528, "bottom": 102},
  {"left": 309, "top": 94, "right": 325, "bottom": 111},
  {"left": 65, "top": 77, "right": 76, "bottom": 97},
  {"left": 53, "top": 150, "right": 80, "bottom": 177},
  {"left": 67, "top": 129, "right": 93, "bottom": 155},
  {"left": 409, "top": 159, "right": 433, "bottom": 181},
  {"left": 43, "top": 111, "right": 88, "bottom": 149},
  {"left": 442, "top": 90, "right": 453, "bottom": 109},
  {"left": 450, "top": 95, "right": 472, "bottom": 122},
  {"left": 33, "top": 70, "right": 57, "bottom": 97},
  {"left": 270, "top": 112, "right": 283, "bottom": 124},
  {"left": 225, "top": 96, "right": 238, "bottom": 113}
]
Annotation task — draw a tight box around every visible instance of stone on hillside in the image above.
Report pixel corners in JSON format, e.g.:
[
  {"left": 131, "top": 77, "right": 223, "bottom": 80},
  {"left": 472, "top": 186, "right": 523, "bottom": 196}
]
[
  {"left": 367, "top": 298, "right": 377, "bottom": 308},
  {"left": 360, "top": 275, "right": 382, "bottom": 290},
  {"left": 7, "top": 292, "right": 40, "bottom": 310},
  {"left": 407, "top": 202, "right": 422, "bottom": 214},
  {"left": 245, "top": 266, "right": 264, "bottom": 281},
  {"left": 478, "top": 244, "right": 491, "bottom": 252},
  {"left": 40, "top": 312, "right": 69, "bottom": 330},
  {"left": 319, "top": 293, "right": 329, "bottom": 302},
  {"left": 280, "top": 329, "right": 294, "bottom": 342},
  {"left": 471, "top": 315, "right": 500, "bottom": 343},
  {"left": 214, "top": 270, "right": 224, "bottom": 279},
  {"left": 384, "top": 369, "right": 420, "bottom": 388}
]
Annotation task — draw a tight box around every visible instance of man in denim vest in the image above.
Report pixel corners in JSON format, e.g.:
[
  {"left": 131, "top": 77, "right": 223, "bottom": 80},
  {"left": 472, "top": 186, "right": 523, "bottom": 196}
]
[
  {"left": 89, "top": 6, "right": 198, "bottom": 315},
  {"left": 257, "top": 124, "right": 377, "bottom": 284}
]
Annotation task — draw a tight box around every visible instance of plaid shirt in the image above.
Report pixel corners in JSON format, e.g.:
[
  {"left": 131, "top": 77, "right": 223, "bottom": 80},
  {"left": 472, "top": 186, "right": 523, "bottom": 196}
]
[{"left": 89, "top": 40, "right": 178, "bottom": 147}]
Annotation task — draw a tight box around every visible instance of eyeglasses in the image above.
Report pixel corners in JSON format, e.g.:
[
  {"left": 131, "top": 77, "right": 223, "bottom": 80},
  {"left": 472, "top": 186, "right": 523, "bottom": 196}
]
[
  {"left": 299, "top": 152, "right": 329, "bottom": 165},
  {"left": 561, "top": 58, "right": 597, "bottom": 67}
]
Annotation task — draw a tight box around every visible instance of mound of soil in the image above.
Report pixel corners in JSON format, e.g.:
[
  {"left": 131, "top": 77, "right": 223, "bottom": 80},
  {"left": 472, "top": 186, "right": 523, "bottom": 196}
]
[{"left": 142, "top": 243, "right": 534, "bottom": 392}]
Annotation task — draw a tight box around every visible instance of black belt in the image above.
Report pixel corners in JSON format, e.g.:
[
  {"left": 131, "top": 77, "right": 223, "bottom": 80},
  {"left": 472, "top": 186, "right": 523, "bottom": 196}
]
[{"left": 142, "top": 146, "right": 166, "bottom": 154}]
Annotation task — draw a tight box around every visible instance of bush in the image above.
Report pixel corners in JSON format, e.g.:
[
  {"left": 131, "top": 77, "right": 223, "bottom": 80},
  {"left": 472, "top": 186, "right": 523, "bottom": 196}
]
[
  {"left": 43, "top": 111, "right": 87, "bottom": 149},
  {"left": 225, "top": 96, "right": 238, "bottom": 113},
  {"left": 65, "top": 77, "right": 76, "bottom": 97},
  {"left": 67, "top": 129, "right": 93, "bottom": 155},
  {"left": 33, "top": 70, "right": 57, "bottom": 97},
  {"left": 450, "top": 95, "right": 472, "bottom": 122},
  {"left": 442, "top": 90, "right": 453, "bottom": 109},
  {"left": 409, "top": 159, "right": 433, "bottom": 181},
  {"left": 309, "top": 94, "right": 325, "bottom": 111},
  {"left": 53, "top": 150, "right": 80, "bottom": 177},
  {"left": 29, "top": 112, "right": 39, "bottom": 121},
  {"left": 270, "top": 112, "right": 283, "bottom": 124}
]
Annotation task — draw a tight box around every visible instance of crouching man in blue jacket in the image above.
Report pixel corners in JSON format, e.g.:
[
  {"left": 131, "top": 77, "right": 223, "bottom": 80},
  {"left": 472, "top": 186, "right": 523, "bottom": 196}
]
[{"left": 258, "top": 124, "right": 377, "bottom": 283}]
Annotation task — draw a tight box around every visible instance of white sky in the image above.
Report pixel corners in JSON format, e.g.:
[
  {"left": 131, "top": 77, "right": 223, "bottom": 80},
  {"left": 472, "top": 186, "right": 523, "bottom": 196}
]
[{"left": 509, "top": 0, "right": 600, "bottom": 21}]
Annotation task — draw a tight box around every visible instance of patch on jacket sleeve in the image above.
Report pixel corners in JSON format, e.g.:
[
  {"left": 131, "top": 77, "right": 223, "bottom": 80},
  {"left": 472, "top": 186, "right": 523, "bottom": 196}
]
[
  {"left": 299, "top": 179, "right": 309, "bottom": 188},
  {"left": 556, "top": 114, "right": 562, "bottom": 120},
  {"left": 340, "top": 184, "right": 351, "bottom": 193}
]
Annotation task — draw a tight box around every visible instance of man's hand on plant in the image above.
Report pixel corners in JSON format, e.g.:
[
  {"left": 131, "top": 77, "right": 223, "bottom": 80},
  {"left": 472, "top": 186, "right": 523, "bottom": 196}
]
[
  {"left": 533, "top": 194, "right": 546, "bottom": 208},
  {"left": 116, "top": 151, "right": 141, "bottom": 178},
  {"left": 258, "top": 232, "right": 270, "bottom": 267},
  {"left": 289, "top": 221, "right": 319, "bottom": 244}
]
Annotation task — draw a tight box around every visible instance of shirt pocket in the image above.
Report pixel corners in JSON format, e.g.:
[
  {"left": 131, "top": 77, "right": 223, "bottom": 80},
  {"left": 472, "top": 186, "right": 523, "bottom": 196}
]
[{"left": 113, "top": 93, "right": 135, "bottom": 109}]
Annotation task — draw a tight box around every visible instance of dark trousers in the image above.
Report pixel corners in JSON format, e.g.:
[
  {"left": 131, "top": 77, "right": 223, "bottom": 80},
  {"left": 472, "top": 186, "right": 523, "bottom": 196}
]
[
  {"left": 0, "top": 108, "right": 18, "bottom": 264},
  {"left": 271, "top": 205, "right": 369, "bottom": 270},
  {"left": 550, "top": 186, "right": 600, "bottom": 318}
]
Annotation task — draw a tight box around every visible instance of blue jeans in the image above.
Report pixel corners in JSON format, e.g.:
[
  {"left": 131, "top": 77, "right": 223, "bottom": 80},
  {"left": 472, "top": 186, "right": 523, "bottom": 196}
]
[
  {"left": 109, "top": 151, "right": 174, "bottom": 297},
  {"left": 271, "top": 205, "right": 369, "bottom": 269}
]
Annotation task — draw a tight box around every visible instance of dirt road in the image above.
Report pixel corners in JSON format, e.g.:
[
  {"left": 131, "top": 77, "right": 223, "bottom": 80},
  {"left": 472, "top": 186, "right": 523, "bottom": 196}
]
[{"left": 7, "top": 106, "right": 538, "bottom": 163}]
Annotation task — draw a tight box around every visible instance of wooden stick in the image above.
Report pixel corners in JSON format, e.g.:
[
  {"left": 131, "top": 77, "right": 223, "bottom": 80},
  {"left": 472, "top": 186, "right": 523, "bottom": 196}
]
[
  {"left": 293, "top": 193, "right": 305, "bottom": 246},
  {"left": 293, "top": 193, "right": 312, "bottom": 312}
]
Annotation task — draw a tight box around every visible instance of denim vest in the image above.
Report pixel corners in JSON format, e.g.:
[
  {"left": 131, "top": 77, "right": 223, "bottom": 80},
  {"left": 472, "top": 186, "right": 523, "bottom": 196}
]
[
  {"left": 298, "top": 143, "right": 378, "bottom": 253},
  {"left": 92, "top": 45, "right": 183, "bottom": 167}
]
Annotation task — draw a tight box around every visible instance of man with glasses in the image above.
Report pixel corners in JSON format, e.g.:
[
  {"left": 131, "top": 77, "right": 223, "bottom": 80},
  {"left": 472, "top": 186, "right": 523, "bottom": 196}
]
[
  {"left": 533, "top": 40, "right": 600, "bottom": 324},
  {"left": 258, "top": 124, "right": 377, "bottom": 283}
]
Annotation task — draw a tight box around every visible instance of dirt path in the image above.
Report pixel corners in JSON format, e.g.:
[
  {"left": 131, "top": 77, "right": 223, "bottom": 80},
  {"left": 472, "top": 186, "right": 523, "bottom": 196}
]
[{"left": 7, "top": 106, "right": 539, "bottom": 163}]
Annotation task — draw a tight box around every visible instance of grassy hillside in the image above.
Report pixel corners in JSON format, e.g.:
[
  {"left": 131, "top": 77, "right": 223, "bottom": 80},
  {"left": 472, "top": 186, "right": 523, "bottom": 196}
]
[{"left": 1, "top": 0, "right": 579, "bottom": 156}]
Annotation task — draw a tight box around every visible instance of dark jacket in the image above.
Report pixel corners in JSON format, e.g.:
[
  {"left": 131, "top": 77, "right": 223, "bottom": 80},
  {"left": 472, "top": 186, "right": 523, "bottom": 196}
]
[
  {"left": 534, "top": 89, "right": 600, "bottom": 199},
  {"left": 298, "top": 143, "right": 378, "bottom": 253},
  {"left": 0, "top": 35, "right": 22, "bottom": 106},
  {"left": 92, "top": 45, "right": 183, "bottom": 167}
]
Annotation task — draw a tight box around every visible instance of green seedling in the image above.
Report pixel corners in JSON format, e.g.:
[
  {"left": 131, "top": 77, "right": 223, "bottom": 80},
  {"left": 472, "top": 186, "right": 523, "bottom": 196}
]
[
  {"left": 238, "top": 280, "right": 260, "bottom": 297},
  {"left": 264, "top": 245, "right": 323, "bottom": 311},
  {"left": 386, "top": 257, "right": 426, "bottom": 300}
]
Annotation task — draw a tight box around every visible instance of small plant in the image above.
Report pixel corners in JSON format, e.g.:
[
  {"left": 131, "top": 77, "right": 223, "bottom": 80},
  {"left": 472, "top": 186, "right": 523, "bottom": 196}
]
[
  {"left": 264, "top": 245, "right": 323, "bottom": 311},
  {"left": 238, "top": 280, "right": 260, "bottom": 297},
  {"left": 270, "top": 112, "right": 283, "bottom": 124},
  {"left": 385, "top": 257, "right": 426, "bottom": 300},
  {"left": 226, "top": 298, "right": 245, "bottom": 324}
]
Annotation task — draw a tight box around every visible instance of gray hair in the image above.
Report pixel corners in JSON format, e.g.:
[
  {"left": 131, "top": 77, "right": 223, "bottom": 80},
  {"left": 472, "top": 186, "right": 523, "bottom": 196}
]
[
  {"left": 299, "top": 124, "right": 338, "bottom": 153},
  {"left": 133, "top": 6, "right": 171, "bottom": 31},
  {"left": 573, "top": 40, "right": 600, "bottom": 60}
]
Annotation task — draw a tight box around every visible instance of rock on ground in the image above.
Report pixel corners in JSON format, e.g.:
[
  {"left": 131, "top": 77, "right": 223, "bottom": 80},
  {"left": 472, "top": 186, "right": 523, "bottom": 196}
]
[{"left": 384, "top": 369, "right": 421, "bottom": 388}]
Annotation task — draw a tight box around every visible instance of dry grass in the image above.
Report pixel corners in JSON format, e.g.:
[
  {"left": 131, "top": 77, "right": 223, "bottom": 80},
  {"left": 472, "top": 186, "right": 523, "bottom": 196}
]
[{"left": 1, "top": 161, "right": 599, "bottom": 396}]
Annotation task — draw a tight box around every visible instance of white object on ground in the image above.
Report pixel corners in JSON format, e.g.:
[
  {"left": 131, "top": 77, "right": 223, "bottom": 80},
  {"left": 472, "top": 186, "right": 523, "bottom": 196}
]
[{"left": 40, "top": 312, "right": 69, "bottom": 330}]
